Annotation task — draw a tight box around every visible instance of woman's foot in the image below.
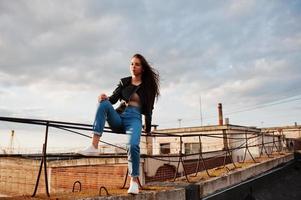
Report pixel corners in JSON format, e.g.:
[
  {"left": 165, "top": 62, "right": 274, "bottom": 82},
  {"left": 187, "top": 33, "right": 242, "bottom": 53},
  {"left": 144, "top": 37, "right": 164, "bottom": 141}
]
[
  {"left": 127, "top": 179, "right": 139, "bottom": 194},
  {"left": 77, "top": 145, "right": 99, "bottom": 156},
  {"left": 77, "top": 134, "right": 100, "bottom": 156}
]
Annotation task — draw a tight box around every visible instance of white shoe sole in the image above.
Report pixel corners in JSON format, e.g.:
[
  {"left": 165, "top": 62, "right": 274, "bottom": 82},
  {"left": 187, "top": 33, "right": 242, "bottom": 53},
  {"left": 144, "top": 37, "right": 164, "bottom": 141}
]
[
  {"left": 127, "top": 190, "right": 139, "bottom": 195},
  {"left": 77, "top": 151, "right": 99, "bottom": 156},
  {"left": 127, "top": 184, "right": 139, "bottom": 194}
]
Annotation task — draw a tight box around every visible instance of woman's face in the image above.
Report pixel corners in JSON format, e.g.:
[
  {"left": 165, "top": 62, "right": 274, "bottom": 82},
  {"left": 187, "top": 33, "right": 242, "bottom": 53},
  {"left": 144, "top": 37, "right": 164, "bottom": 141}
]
[{"left": 130, "top": 57, "right": 143, "bottom": 76}]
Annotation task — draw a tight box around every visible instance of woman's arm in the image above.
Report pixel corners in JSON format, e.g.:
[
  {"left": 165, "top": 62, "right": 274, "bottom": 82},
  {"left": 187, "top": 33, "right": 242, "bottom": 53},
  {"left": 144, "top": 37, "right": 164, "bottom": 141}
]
[
  {"left": 144, "top": 96, "right": 155, "bottom": 133},
  {"left": 108, "top": 80, "right": 123, "bottom": 104},
  {"left": 144, "top": 112, "right": 152, "bottom": 133}
]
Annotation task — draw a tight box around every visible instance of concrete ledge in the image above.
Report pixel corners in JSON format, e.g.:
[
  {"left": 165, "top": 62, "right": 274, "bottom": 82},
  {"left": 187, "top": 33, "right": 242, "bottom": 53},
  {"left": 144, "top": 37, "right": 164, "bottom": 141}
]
[
  {"left": 136, "top": 153, "right": 294, "bottom": 200},
  {"left": 79, "top": 188, "right": 185, "bottom": 200},
  {"left": 199, "top": 153, "right": 294, "bottom": 197}
]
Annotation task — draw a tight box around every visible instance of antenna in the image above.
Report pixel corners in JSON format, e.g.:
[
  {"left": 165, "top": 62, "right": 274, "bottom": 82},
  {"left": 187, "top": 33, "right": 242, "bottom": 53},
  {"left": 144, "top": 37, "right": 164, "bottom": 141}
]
[
  {"left": 200, "top": 95, "right": 203, "bottom": 126},
  {"left": 9, "top": 130, "right": 15, "bottom": 154},
  {"left": 178, "top": 119, "right": 182, "bottom": 128}
]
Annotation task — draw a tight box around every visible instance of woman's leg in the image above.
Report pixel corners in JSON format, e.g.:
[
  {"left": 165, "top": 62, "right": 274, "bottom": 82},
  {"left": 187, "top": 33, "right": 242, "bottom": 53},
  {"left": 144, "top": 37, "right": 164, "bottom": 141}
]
[
  {"left": 92, "top": 100, "right": 123, "bottom": 148},
  {"left": 79, "top": 100, "right": 123, "bottom": 156},
  {"left": 123, "top": 109, "right": 142, "bottom": 194},
  {"left": 92, "top": 134, "right": 101, "bottom": 149},
  {"left": 122, "top": 110, "right": 142, "bottom": 178}
]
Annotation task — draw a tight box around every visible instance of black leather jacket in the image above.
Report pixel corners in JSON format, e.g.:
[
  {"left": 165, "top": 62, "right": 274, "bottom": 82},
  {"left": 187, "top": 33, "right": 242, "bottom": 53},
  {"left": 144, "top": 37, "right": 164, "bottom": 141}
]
[{"left": 108, "top": 76, "right": 154, "bottom": 133}]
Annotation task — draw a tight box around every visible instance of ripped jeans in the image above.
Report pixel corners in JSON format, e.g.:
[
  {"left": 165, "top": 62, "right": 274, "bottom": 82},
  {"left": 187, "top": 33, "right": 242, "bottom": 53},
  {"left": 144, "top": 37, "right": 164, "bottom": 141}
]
[{"left": 92, "top": 100, "right": 142, "bottom": 177}]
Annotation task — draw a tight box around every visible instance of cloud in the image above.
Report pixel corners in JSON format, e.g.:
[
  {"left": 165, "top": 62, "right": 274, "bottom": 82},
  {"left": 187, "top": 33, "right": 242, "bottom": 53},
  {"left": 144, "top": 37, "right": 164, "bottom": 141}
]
[
  {"left": 0, "top": 0, "right": 300, "bottom": 128},
  {"left": 0, "top": 106, "right": 45, "bottom": 118}
]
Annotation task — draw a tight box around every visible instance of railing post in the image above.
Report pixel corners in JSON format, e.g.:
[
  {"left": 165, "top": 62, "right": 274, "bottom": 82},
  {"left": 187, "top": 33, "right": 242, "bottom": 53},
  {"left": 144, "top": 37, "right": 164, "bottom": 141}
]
[
  {"left": 194, "top": 135, "right": 212, "bottom": 177},
  {"left": 222, "top": 129, "right": 236, "bottom": 169},
  {"left": 260, "top": 132, "right": 272, "bottom": 158},
  {"left": 242, "top": 131, "right": 257, "bottom": 163},
  {"left": 173, "top": 136, "right": 190, "bottom": 182},
  {"left": 32, "top": 121, "right": 50, "bottom": 197}
]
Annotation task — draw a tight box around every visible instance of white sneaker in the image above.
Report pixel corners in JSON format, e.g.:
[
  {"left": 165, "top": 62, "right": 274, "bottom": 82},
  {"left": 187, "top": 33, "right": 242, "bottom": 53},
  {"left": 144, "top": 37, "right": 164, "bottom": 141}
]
[
  {"left": 77, "top": 145, "right": 99, "bottom": 156},
  {"left": 127, "top": 180, "right": 139, "bottom": 194}
]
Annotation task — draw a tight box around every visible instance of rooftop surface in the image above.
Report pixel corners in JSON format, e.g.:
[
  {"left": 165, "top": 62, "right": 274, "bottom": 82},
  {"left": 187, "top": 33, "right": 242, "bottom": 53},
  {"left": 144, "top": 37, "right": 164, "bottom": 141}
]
[{"left": 1, "top": 152, "right": 296, "bottom": 200}]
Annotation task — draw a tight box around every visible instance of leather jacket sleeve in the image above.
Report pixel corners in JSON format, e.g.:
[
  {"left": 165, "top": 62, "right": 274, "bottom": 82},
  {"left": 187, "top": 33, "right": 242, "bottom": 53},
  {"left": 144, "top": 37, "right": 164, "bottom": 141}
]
[
  {"left": 108, "top": 80, "right": 123, "bottom": 104},
  {"left": 144, "top": 96, "right": 155, "bottom": 133},
  {"left": 144, "top": 112, "right": 152, "bottom": 133}
]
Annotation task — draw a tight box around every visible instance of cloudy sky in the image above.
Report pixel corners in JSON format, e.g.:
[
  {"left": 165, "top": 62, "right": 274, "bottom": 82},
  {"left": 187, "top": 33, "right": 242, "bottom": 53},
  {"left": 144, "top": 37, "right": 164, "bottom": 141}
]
[{"left": 0, "top": 0, "right": 301, "bottom": 149}]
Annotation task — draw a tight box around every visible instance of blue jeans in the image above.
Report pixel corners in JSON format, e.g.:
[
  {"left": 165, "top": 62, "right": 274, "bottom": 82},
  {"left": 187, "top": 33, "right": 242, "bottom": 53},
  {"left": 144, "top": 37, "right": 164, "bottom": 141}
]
[{"left": 92, "top": 100, "right": 142, "bottom": 177}]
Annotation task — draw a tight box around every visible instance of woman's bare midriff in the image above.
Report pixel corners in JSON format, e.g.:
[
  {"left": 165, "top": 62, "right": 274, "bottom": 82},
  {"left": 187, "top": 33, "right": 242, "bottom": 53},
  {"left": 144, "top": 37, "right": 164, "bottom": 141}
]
[{"left": 127, "top": 93, "right": 141, "bottom": 107}]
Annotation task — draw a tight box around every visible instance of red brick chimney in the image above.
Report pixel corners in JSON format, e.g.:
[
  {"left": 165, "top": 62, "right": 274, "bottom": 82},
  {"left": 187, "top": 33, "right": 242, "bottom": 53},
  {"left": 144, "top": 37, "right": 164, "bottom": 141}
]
[{"left": 218, "top": 103, "right": 223, "bottom": 125}]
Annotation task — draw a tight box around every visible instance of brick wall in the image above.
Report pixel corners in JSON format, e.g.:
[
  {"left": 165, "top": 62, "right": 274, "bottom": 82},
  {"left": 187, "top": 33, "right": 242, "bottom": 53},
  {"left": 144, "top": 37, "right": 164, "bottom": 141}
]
[
  {"left": 51, "top": 164, "right": 128, "bottom": 193},
  {"left": 0, "top": 156, "right": 231, "bottom": 195},
  {"left": 0, "top": 158, "right": 129, "bottom": 195},
  {"left": 0, "top": 158, "right": 46, "bottom": 195},
  {"left": 183, "top": 156, "right": 231, "bottom": 174},
  {"left": 145, "top": 156, "right": 231, "bottom": 182},
  {"left": 145, "top": 164, "right": 177, "bottom": 182}
]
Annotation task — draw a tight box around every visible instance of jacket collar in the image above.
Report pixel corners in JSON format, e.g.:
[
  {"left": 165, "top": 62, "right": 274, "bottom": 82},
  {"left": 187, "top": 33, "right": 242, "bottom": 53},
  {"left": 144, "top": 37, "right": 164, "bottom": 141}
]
[{"left": 120, "top": 76, "right": 132, "bottom": 86}]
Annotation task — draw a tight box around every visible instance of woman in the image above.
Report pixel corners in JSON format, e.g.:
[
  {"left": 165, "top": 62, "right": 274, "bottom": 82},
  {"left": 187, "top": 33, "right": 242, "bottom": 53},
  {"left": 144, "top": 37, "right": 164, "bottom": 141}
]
[{"left": 79, "top": 54, "right": 160, "bottom": 194}]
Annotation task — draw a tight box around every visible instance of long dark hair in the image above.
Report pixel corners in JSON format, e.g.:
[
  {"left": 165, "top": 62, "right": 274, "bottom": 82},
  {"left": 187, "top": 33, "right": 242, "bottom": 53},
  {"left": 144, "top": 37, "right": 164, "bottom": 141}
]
[{"left": 133, "top": 54, "right": 160, "bottom": 106}]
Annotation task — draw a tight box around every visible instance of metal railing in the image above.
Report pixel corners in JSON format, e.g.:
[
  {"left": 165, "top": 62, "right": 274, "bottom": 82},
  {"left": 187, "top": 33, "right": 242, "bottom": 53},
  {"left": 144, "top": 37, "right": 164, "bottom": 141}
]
[{"left": 0, "top": 116, "right": 286, "bottom": 197}]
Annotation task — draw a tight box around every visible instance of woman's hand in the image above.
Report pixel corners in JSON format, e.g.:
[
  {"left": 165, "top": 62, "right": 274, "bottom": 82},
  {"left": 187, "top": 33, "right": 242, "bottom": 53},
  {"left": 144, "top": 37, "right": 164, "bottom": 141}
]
[{"left": 98, "top": 93, "right": 108, "bottom": 102}]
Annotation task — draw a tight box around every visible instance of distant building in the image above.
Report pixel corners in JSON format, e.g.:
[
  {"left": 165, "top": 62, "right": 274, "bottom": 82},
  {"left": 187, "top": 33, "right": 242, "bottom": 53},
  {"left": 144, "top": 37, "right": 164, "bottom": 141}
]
[
  {"left": 262, "top": 125, "right": 301, "bottom": 151},
  {"left": 150, "top": 124, "right": 283, "bottom": 163}
]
